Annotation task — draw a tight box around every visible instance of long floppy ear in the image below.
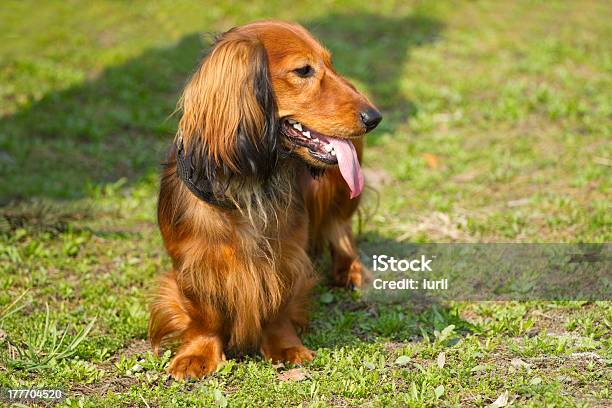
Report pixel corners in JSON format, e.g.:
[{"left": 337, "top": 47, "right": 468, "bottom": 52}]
[{"left": 177, "top": 31, "right": 278, "bottom": 185}]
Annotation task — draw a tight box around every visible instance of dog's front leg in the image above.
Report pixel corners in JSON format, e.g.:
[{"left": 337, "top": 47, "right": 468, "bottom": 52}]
[
  {"left": 260, "top": 313, "right": 315, "bottom": 365},
  {"left": 328, "top": 220, "right": 369, "bottom": 289},
  {"left": 167, "top": 303, "right": 226, "bottom": 380},
  {"left": 168, "top": 329, "right": 225, "bottom": 380}
]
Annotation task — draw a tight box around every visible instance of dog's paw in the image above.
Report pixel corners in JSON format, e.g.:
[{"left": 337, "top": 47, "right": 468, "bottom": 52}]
[
  {"left": 333, "top": 259, "right": 364, "bottom": 289},
  {"left": 168, "top": 353, "right": 222, "bottom": 380},
  {"left": 282, "top": 346, "right": 316, "bottom": 365}
]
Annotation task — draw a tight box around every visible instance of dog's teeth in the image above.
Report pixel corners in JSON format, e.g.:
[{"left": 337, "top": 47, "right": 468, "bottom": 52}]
[
  {"left": 293, "top": 123, "right": 302, "bottom": 131},
  {"left": 324, "top": 144, "right": 333, "bottom": 152},
  {"left": 288, "top": 119, "right": 296, "bottom": 124},
  {"left": 312, "top": 138, "right": 319, "bottom": 142},
  {"left": 303, "top": 131, "right": 310, "bottom": 138},
  {"left": 331, "top": 149, "right": 336, "bottom": 156}
]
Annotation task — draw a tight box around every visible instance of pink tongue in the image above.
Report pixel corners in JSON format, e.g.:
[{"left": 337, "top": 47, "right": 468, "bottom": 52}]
[{"left": 328, "top": 138, "right": 364, "bottom": 199}]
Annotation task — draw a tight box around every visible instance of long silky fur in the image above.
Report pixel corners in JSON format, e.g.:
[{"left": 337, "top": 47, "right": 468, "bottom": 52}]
[
  {"left": 150, "top": 29, "right": 316, "bottom": 352},
  {"left": 150, "top": 21, "right": 372, "bottom": 365}
]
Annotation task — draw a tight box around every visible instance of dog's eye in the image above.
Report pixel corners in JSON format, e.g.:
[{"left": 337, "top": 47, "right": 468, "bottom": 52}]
[{"left": 293, "top": 65, "right": 314, "bottom": 78}]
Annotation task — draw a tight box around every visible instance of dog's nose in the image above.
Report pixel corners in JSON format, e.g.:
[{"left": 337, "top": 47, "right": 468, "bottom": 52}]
[{"left": 360, "top": 108, "right": 382, "bottom": 132}]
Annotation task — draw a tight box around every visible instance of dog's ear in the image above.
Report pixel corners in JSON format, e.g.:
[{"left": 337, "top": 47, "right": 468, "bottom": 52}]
[{"left": 177, "top": 32, "right": 278, "bottom": 183}]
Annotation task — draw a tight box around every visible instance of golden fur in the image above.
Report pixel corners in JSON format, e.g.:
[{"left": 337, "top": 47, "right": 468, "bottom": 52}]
[{"left": 149, "top": 20, "right": 380, "bottom": 379}]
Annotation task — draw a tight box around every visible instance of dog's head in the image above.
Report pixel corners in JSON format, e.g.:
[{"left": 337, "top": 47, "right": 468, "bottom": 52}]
[{"left": 178, "top": 20, "right": 381, "bottom": 198}]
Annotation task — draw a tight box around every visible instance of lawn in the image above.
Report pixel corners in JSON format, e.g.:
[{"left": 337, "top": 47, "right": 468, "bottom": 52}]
[{"left": 0, "top": 0, "right": 610, "bottom": 406}]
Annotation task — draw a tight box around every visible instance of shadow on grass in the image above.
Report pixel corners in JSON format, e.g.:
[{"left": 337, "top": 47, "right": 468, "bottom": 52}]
[
  {"left": 305, "top": 13, "right": 443, "bottom": 142},
  {"left": 306, "top": 291, "right": 472, "bottom": 350},
  {"left": 306, "top": 231, "right": 473, "bottom": 350},
  {"left": 1, "top": 12, "right": 443, "bottom": 203},
  {"left": 0, "top": 33, "right": 205, "bottom": 202}
]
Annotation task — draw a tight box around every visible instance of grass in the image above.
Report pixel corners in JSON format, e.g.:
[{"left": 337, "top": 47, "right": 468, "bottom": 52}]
[{"left": 0, "top": 0, "right": 610, "bottom": 406}]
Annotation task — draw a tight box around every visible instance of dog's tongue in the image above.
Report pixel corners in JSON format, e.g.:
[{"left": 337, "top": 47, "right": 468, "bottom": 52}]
[{"left": 328, "top": 138, "right": 364, "bottom": 199}]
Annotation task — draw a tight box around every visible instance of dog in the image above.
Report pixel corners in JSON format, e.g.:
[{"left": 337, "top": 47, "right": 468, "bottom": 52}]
[{"left": 149, "top": 20, "right": 381, "bottom": 379}]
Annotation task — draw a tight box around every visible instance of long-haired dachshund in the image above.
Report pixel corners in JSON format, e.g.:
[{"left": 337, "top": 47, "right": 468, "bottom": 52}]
[{"left": 149, "top": 20, "right": 381, "bottom": 379}]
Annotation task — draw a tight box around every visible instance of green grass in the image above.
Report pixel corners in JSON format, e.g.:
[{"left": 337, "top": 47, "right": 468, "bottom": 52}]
[{"left": 1, "top": 0, "right": 611, "bottom": 406}]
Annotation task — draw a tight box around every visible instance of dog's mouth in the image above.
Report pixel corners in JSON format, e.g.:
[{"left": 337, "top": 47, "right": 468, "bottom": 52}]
[
  {"left": 281, "top": 119, "right": 339, "bottom": 165},
  {"left": 281, "top": 119, "right": 364, "bottom": 199}
]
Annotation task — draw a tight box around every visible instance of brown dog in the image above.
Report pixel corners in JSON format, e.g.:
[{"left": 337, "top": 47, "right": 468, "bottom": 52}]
[{"left": 149, "top": 20, "right": 381, "bottom": 379}]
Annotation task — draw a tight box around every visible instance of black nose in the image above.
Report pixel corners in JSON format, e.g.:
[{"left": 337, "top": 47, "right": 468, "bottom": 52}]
[{"left": 360, "top": 108, "right": 382, "bottom": 132}]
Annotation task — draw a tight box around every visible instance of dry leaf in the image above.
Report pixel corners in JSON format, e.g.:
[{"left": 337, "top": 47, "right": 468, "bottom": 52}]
[
  {"left": 422, "top": 153, "right": 439, "bottom": 169},
  {"left": 277, "top": 368, "right": 308, "bottom": 382},
  {"left": 363, "top": 361, "right": 376, "bottom": 370},
  {"left": 394, "top": 355, "right": 411, "bottom": 366},
  {"left": 489, "top": 391, "right": 509, "bottom": 407},
  {"left": 470, "top": 364, "right": 488, "bottom": 373},
  {"left": 452, "top": 169, "right": 479, "bottom": 182},
  {"left": 507, "top": 198, "right": 530, "bottom": 207},
  {"left": 437, "top": 352, "right": 446, "bottom": 368},
  {"left": 510, "top": 358, "right": 530, "bottom": 370},
  {"left": 530, "top": 376, "right": 542, "bottom": 385}
]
